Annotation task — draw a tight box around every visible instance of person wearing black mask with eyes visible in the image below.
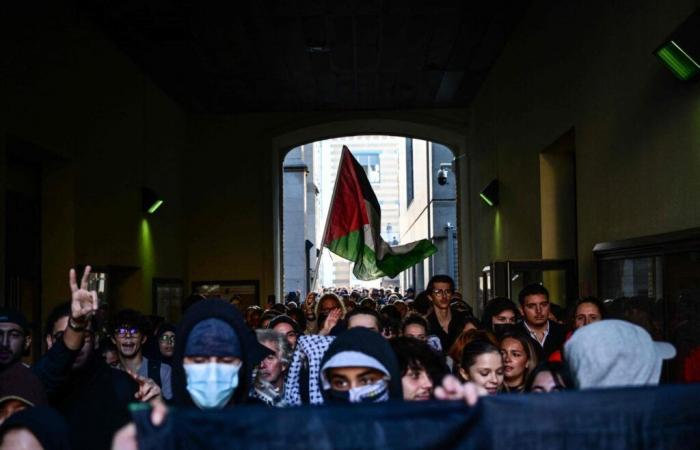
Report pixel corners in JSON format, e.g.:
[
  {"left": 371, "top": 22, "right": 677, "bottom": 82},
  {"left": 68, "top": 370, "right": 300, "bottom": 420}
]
[
  {"left": 319, "top": 327, "right": 485, "bottom": 406},
  {"left": 319, "top": 327, "right": 403, "bottom": 404},
  {"left": 482, "top": 297, "right": 521, "bottom": 339}
]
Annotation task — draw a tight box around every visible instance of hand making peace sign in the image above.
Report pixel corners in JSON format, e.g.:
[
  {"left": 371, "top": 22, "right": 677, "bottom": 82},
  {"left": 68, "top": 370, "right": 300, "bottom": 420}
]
[{"left": 69, "top": 265, "right": 99, "bottom": 325}]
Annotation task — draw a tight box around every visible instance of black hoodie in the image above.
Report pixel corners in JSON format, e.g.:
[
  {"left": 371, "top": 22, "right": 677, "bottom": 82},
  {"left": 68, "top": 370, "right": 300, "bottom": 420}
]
[
  {"left": 171, "top": 299, "right": 272, "bottom": 407},
  {"left": 319, "top": 327, "right": 403, "bottom": 401}
]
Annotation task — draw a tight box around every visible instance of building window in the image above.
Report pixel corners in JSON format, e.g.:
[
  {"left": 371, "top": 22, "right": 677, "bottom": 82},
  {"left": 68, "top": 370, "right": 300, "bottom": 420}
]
[
  {"left": 406, "top": 138, "right": 414, "bottom": 204},
  {"left": 356, "top": 153, "right": 380, "bottom": 183}
]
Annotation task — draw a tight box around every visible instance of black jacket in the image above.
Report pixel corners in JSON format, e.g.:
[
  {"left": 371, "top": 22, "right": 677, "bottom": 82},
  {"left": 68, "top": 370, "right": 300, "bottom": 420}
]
[
  {"left": 319, "top": 327, "right": 403, "bottom": 401},
  {"left": 517, "top": 320, "right": 567, "bottom": 360},
  {"left": 170, "top": 299, "right": 272, "bottom": 408},
  {"left": 426, "top": 311, "right": 466, "bottom": 353},
  {"left": 40, "top": 344, "right": 137, "bottom": 450}
]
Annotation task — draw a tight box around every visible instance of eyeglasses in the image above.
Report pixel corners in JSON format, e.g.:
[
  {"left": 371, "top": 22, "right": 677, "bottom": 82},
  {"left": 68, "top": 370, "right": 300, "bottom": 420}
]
[
  {"left": 431, "top": 289, "right": 453, "bottom": 297},
  {"left": 159, "top": 335, "right": 175, "bottom": 344},
  {"left": 115, "top": 327, "right": 140, "bottom": 337}
]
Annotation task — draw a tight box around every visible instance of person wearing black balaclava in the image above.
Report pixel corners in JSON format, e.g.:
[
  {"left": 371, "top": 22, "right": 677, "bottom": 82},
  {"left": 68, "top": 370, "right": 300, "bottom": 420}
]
[{"left": 319, "top": 327, "right": 403, "bottom": 403}]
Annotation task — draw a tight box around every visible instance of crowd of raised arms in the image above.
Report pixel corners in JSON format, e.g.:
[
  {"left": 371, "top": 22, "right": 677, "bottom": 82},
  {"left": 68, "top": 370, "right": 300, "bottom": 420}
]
[{"left": 0, "top": 267, "right": 679, "bottom": 450}]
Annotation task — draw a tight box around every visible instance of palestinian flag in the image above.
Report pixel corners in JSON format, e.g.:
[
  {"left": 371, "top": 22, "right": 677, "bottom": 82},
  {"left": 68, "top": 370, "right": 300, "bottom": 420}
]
[{"left": 322, "top": 146, "right": 437, "bottom": 280}]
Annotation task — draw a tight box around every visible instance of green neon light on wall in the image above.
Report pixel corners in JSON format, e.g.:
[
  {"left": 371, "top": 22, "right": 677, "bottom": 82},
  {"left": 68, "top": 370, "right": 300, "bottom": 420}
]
[
  {"left": 480, "top": 193, "right": 495, "bottom": 207},
  {"left": 147, "top": 200, "right": 164, "bottom": 214},
  {"left": 656, "top": 41, "right": 700, "bottom": 81}
]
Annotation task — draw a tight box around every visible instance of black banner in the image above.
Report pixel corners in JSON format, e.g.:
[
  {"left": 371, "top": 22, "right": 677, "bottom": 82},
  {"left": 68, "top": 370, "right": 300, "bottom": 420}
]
[{"left": 135, "top": 384, "right": 700, "bottom": 450}]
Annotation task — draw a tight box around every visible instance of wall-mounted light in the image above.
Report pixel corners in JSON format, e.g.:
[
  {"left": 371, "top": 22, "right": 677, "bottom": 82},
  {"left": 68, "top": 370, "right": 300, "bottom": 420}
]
[
  {"left": 480, "top": 179, "right": 499, "bottom": 207},
  {"left": 654, "top": 11, "right": 700, "bottom": 81},
  {"left": 142, "top": 187, "right": 164, "bottom": 214}
]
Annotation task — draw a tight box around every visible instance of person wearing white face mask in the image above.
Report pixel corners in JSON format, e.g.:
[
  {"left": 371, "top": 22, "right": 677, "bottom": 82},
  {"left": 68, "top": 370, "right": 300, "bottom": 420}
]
[
  {"left": 112, "top": 299, "right": 274, "bottom": 448},
  {"left": 182, "top": 318, "right": 244, "bottom": 409},
  {"left": 171, "top": 300, "right": 273, "bottom": 409}
]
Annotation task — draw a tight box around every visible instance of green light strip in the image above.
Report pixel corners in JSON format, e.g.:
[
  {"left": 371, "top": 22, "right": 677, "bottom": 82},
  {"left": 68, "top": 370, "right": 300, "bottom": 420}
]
[
  {"left": 147, "top": 200, "right": 164, "bottom": 214},
  {"left": 480, "top": 193, "right": 494, "bottom": 207},
  {"left": 656, "top": 41, "right": 700, "bottom": 81}
]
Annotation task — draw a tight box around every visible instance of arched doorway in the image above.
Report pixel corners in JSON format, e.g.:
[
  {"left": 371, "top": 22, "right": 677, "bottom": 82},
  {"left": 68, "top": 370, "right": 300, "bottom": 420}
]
[{"left": 271, "top": 118, "right": 473, "bottom": 304}]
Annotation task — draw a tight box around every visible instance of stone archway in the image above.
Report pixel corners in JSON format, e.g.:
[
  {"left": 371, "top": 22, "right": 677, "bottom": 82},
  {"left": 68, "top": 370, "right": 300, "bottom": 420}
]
[{"left": 270, "top": 117, "right": 474, "bottom": 303}]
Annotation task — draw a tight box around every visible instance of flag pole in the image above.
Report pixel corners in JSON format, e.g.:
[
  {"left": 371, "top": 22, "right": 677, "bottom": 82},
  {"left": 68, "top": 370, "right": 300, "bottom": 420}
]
[{"left": 309, "top": 146, "right": 349, "bottom": 293}]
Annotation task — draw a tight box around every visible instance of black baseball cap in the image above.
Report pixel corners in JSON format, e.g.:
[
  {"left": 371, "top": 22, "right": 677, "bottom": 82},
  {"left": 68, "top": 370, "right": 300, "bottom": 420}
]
[{"left": 0, "top": 308, "right": 30, "bottom": 333}]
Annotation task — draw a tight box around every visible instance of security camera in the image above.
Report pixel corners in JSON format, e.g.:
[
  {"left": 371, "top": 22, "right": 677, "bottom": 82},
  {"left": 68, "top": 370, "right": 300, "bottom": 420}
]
[{"left": 437, "top": 168, "right": 449, "bottom": 185}]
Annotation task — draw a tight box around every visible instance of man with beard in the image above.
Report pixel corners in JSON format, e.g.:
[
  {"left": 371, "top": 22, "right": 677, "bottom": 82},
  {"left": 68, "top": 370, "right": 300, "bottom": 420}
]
[
  {"left": 250, "top": 329, "right": 292, "bottom": 407},
  {"left": 0, "top": 308, "right": 32, "bottom": 372},
  {"left": 34, "top": 266, "right": 159, "bottom": 450}
]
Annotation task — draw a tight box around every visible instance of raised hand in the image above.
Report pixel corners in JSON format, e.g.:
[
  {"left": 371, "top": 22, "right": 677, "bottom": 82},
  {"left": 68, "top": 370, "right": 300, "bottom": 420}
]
[
  {"left": 434, "top": 375, "right": 486, "bottom": 406},
  {"left": 69, "top": 266, "right": 99, "bottom": 324},
  {"left": 127, "top": 369, "right": 162, "bottom": 402},
  {"left": 303, "top": 293, "right": 316, "bottom": 317},
  {"left": 319, "top": 307, "right": 342, "bottom": 336}
]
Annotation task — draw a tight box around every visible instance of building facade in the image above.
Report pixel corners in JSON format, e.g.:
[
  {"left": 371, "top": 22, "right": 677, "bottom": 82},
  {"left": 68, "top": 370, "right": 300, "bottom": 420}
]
[{"left": 398, "top": 139, "right": 458, "bottom": 292}]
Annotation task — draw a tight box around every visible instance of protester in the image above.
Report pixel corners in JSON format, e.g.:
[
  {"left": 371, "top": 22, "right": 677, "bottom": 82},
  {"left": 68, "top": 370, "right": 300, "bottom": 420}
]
[
  {"left": 499, "top": 330, "right": 538, "bottom": 393},
  {"left": 425, "top": 275, "right": 466, "bottom": 351},
  {"left": 516, "top": 284, "right": 566, "bottom": 360},
  {"left": 250, "top": 330, "right": 292, "bottom": 407},
  {"left": 448, "top": 329, "right": 499, "bottom": 376},
  {"left": 401, "top": 314, "right": 429, "bottom": 341},
  {"left": 268, "top": 315, "right": 300, "bottom": 349},
  {"left": 0, "top": 406, "right": 71, "bottom": 450},
  {"left": 565, "top": 319, "right": 676, "bottom": 389},
  {"left": 390, "top": 337, "right": 446, "bottom": 401},
  {"left": 170, "top": 299, "right": 272, "bottom": 409},
  {"left": 283, "top": 334, "right": 336, "bottom": 405},
  {"left": 380, "top": 304, "right": 402, "bottom": 339},
  {"left": 319, "top": 327, "right": 403, "bottom": 403},
  {"left": 0, "top": 362, "right": 47, "bottom": 425},
  {"left": 346, "top": 307, "right": 382, "bottom": 332},
  {"left": 245, "top": 306, "right": 263, "bottom": 330},
  {"left": 111, "top": 309, "right": 173, "bottom": 400},
  {"left": 393, "top": 300, "right": 408, "bottom": 318},
  {"left": 316, "top": 293, "right": 346, "bottom": 336},
  {"left": 481, "top": 297, "right": 519, "bottom": 336},
  {"left": 524, "top": 362, "right": 574, "bottom": 393},
  {"left": 259, "top": 310, "right": 279, "bottom": 329},
  {"left": 101, "top": 340, "right": 120, "bottom": 368},
  {"left": 573, "top": 297, "right": 605, "bottom": 329},
  {"left": 458, "top": 339, "right": 505, "bottom": 394},
  {"left": 34, "top": 267, "right": 146, "bottom": 450},
  {"left": 156, "top": 322, "right": 177, "bottom": 365},
  {"left": 0, "top": 308, "right": 31, "bottom": 372}
]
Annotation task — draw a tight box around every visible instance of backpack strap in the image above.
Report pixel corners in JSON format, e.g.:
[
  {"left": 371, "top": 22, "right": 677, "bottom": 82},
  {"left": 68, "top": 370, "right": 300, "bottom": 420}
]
[{"left": 147, "top": 358, "right": 162, "bottom": 387}]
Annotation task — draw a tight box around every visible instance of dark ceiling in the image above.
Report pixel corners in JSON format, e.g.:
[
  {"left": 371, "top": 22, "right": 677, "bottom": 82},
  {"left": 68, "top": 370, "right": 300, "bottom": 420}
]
[{"left": 81, "top": 1, "right": 531, "bottom": 114}]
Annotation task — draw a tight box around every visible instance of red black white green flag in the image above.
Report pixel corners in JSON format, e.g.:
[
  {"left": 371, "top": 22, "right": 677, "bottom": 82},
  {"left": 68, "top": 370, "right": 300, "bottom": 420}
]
[{"left": 321, "top": 146, "right": 437, "bottom": 280}]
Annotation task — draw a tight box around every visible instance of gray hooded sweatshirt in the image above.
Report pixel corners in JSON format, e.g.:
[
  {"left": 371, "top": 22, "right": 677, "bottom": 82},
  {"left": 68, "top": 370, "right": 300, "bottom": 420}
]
[{"left": 565, "top": 319, "right": 676, "bottom": 389}]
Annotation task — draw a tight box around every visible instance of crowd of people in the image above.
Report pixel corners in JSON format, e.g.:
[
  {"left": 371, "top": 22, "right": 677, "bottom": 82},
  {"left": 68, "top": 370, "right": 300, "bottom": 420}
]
[{"left": 0, "top": 267, "right": 680, "bottom": 449}]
